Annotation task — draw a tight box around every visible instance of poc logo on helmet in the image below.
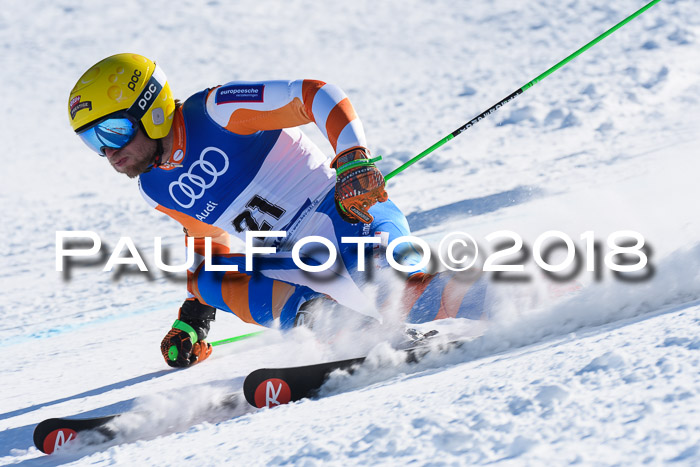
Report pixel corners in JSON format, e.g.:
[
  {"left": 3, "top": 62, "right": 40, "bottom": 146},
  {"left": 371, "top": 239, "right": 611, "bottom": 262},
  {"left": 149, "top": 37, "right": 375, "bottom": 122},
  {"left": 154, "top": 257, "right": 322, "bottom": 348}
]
[
  {"left": 128, "top": 69, "right": 142, "bottom": 91},
  {"left": 138, "top": 83, "right": 158, "bottom": 110}
]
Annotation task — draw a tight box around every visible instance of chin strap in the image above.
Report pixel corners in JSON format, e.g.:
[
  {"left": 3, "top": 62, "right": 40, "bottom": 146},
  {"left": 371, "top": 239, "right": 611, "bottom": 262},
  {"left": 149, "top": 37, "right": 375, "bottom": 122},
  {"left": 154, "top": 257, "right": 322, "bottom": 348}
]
[
  {"left": 145, "top": 139, "right": 165, "bottom": 172},
  {"left": 153, "top": 139, "right": 164, "bottom": 167}
]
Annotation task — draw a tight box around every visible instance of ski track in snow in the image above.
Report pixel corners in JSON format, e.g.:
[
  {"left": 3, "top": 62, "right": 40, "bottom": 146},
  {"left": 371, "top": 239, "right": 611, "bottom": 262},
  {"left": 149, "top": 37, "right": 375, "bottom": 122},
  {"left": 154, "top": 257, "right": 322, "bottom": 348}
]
[{"left": 2, "top": 0, "right": 700, "bottom": 465}]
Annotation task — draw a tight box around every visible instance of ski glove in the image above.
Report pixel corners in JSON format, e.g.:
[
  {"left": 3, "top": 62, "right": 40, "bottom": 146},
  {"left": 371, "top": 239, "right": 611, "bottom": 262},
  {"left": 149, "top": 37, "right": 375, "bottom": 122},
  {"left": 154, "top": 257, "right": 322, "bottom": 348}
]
[
  {"left": 160, "top": 298, "right": 216, "bottom": 368},
  {"left": 331, "top": 147, "right": 388, "bottom": 224}
]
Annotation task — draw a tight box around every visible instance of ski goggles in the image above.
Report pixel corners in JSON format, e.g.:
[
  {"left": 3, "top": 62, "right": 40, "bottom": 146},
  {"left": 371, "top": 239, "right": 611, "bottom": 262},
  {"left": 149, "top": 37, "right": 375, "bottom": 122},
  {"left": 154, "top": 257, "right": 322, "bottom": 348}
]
[{"left": 76, "top": 113, "right": 139, "bottom": 156}]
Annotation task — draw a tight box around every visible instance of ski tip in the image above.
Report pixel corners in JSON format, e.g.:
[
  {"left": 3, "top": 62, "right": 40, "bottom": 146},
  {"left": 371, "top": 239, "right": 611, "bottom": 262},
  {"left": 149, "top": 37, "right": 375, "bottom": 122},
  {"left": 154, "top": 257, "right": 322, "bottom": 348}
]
[
  {"left": 33, "top": 419, "right": 77, "bottom": 455},
  {"left": 243, "top": 370, "right": 292, "bottom": 409},
  {"left": 33, "top": 414, "right": 118, "bottom": 455},
  {"left": 254, "top": 378, "right": 292, "bottom": 409}
]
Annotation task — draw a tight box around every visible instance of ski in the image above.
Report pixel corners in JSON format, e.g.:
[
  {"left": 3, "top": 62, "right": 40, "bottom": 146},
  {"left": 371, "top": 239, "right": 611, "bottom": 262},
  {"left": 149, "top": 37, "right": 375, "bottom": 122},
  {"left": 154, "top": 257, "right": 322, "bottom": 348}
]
[
  {"left": 32, "top": 330, "right": 269, "bottom": 454},
  {"left": 33, "top": 415, "right": 118, "bottom": 455},
  {"left": 243, "top": 356, "right": 366, "bottom": 408},
  {"left": 34, "top": 338, "right": 469, "bottom": 454},
  {"left": 33, "top": 393, "right": 242, "bottom": 455},
  {"left": 243, "top": 338, "right": 467, "bottom": 408}
]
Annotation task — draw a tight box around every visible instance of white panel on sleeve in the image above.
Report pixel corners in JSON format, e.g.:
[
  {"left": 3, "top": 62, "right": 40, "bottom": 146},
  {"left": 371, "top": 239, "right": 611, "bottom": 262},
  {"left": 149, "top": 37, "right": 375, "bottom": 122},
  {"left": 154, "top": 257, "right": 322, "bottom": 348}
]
[
  {"left": 205, "top": 80, "right": 300, "bottom": 127},
  {"left": 310, "top": 83, "right": 348, "bottom": 136},
  {"left": 334, "top": 119, "right": 367, "bottom": 154}
]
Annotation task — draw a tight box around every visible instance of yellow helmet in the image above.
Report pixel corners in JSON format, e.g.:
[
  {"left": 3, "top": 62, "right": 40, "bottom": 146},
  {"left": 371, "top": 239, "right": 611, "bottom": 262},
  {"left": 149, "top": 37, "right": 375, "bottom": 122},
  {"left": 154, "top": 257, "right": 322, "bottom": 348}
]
[{"left": 68, "top": 53, "right": 175, "bottom": 139}]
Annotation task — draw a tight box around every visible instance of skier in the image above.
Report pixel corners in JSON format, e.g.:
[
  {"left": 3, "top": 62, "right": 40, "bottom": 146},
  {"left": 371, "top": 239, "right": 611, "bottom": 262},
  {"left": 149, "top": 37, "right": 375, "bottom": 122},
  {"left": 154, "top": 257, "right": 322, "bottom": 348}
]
[{"left": 68, "top": 53, "right": 486, "bottom": 368}]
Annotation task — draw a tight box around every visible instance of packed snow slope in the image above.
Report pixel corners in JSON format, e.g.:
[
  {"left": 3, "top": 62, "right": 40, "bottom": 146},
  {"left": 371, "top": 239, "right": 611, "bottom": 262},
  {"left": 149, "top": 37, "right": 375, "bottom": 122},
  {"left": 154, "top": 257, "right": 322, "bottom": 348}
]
[{"left": 2, "top": 0, "right": 700, "bottom": 465}]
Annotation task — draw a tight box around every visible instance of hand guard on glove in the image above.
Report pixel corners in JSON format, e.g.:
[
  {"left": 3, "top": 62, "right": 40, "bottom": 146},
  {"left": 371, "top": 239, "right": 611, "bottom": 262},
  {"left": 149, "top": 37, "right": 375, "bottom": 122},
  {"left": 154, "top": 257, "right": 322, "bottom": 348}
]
[
  {"left": 161, "top": 298, "right": 216, "bottom": 368},
  {"left": 331, "top": 146, "right": 388, "bottom": 224}
]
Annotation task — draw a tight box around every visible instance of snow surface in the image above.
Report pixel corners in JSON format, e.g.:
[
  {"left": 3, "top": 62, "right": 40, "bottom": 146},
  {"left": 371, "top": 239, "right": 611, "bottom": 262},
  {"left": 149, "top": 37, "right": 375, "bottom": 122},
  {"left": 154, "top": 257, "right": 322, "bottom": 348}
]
[{"left": 2, "top": 0, "right": 700, "bottom": 465}]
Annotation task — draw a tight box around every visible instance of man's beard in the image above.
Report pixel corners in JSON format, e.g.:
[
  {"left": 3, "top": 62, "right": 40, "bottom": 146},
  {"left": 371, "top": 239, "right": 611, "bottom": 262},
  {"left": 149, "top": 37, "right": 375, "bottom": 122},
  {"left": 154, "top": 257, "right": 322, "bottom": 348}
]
[{"left": 123, "top": 148, "right": 158, "bottom": 179}]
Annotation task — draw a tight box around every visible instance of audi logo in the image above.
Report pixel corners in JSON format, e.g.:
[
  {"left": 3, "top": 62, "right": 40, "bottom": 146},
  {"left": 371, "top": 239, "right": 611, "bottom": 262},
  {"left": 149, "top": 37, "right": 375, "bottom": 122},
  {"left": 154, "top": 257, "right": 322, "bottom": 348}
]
[{"left": 168, "top": 147, "right": 230, "bottom": 208}]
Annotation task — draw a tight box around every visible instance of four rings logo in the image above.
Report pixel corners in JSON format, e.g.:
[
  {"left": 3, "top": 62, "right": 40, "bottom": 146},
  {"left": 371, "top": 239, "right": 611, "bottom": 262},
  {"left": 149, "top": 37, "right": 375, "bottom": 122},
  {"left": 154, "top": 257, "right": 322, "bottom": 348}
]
[{"left": 168, "top": 147, "right": 229, "bottom": 208}]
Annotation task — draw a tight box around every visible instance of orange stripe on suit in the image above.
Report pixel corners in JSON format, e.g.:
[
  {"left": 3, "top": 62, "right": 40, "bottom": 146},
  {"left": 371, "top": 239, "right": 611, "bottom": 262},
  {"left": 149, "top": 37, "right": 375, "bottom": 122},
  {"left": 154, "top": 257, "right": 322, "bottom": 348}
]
[
  {"left": 301, "top": 79, "right": 325, "bottom": 120},
  {"left": 325, "top": 98, "right": 357, "bottom": 152},
  {"left": 400, "top": 272, "right": 433, "bottom": 320},
  {"left": 271, "top": 281, "right": 296, "bottom": 320},
  {"left": 435, "top": 276, "right": 471, "bottom": 320},
  {"left": 189, "top": 263, "right": 207, "bottom": 304},
  {"left": 225, "top": 99, "right": 312, "bottom": 135},
  {"left": 220, "top": 270, "right": 256, "bottom": 324}
]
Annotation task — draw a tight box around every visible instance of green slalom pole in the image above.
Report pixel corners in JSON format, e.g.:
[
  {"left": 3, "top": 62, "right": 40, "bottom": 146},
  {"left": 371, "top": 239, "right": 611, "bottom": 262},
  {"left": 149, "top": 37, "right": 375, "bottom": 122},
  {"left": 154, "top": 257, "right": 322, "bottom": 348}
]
[
  {"left": 384, "top": 0, "right": 662, "bottom": 182},
  {"left": 210, "top": 330, "right": 265, "bottom": 347}
]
